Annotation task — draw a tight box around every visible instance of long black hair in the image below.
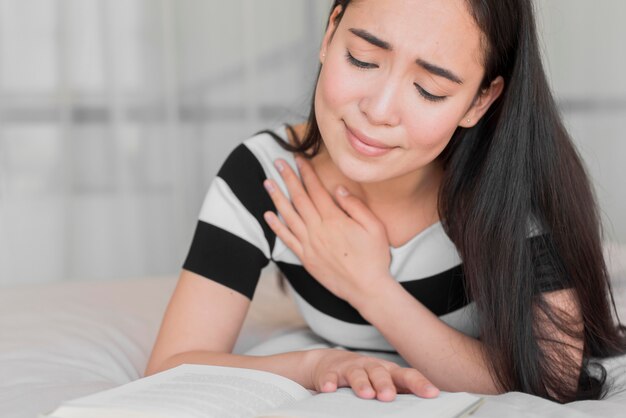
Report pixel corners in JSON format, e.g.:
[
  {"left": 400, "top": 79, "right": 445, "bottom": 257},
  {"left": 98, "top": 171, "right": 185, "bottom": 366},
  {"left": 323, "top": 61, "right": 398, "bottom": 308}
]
[{"left": 264, "top": 0, "right": 626, "bottom": 402}]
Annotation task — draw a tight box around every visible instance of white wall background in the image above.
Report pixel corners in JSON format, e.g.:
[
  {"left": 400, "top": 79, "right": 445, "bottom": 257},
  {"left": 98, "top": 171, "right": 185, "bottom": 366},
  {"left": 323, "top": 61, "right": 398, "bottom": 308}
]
[
  {"left": 0, "top": 0, "right": 624, "bottom": 285},
  {"left": 537, "top": 1, "right": 626, "bottom": 248}
]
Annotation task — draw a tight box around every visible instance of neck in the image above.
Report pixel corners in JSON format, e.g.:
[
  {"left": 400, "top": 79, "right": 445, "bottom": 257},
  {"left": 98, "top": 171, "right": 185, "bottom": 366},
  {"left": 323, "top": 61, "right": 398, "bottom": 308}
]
[
  {"left": 315, "top": 144, "right": 443, "bottom": 215},
  {"left": 358, "top": 162, "right": 442, "bottom": 210}
]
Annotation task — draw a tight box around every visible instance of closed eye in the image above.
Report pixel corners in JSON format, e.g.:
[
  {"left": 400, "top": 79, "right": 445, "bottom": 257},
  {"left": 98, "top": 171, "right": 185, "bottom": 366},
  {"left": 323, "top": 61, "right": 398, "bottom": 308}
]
[
  {"left": 346, "top": 49, "right": 447, "bottom": 103},
  {"left": 345, "top": 51, "right": 377, "bottom": 69},
  {"left": 414, "top": 83, "right": 446, "bottom": 102}
]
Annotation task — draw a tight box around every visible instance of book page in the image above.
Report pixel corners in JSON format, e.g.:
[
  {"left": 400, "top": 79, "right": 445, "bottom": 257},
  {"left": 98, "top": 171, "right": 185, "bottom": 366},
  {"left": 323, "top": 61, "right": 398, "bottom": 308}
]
[
  {"left": 46, "top": 364, "right": 311, "bottom": 418},
  {"left": 260, "top": 388, "right": 484, "bottom": 418}
]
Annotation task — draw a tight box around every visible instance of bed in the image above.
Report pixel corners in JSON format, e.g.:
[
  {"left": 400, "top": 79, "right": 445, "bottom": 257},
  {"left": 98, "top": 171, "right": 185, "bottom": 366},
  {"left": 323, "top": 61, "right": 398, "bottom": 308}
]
[{"left": 1, "top": 243, "right": 625, "bottom": 418}]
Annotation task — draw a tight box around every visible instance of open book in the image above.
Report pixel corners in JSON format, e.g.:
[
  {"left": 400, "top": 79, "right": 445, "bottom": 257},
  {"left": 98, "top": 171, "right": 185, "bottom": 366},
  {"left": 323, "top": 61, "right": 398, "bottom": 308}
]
[{"left": 42, "top": 364, "right": 484, "bottom": 418}]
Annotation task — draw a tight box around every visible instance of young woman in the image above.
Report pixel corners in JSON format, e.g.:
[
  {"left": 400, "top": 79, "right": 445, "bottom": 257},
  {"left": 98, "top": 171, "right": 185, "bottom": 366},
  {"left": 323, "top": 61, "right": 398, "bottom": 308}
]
[{"left": 145, "top": 0, "right": 626, "bottom": 403}]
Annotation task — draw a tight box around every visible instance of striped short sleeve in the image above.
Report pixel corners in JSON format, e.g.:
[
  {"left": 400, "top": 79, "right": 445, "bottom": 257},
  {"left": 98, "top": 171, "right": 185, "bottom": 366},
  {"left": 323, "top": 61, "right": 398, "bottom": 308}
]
[
  {"left": 529, "top": 233, "right": 571, "bottom": 293},
  {"left": 183, "top": 143, "right": 277, "bottom": 299}
]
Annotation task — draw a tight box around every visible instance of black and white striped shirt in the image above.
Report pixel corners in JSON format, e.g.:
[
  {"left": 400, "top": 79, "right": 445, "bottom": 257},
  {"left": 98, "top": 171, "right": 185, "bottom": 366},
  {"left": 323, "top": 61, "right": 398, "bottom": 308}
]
[{"left": 183, "top": 125, "right": 562, "bottom": 352}]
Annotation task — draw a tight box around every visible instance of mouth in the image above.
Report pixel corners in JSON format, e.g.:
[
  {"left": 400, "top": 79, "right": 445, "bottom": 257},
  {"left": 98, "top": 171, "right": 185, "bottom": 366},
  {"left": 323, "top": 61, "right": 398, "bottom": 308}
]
[{"left": 344, "top": 122, "right": 396, "bottom": 157}]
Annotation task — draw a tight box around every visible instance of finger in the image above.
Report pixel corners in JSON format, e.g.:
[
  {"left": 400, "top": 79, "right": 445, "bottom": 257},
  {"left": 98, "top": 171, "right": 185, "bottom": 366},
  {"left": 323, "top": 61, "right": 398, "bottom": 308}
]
[
  {"left": 335, "top": 186, "right": 385, "bottom": 234},
  {"left": 345, "top": 367, "right": 376, "bottom": 399},
  {"left": 318, "top": 371, "right": 339, "bottom": 393},
  {"left": 364, "top": 363, "right": 397, "bottom": 402},
  {"left": 295, "top": 156, "right": 342, "bottom": 219},
  {"left": 263, "top": 178, "right": 307, "bottom": 241},
  {"left": 263, "top": 211, "right": 303, "bottom": 258},
  {"left": 391, "top": 368, "right": 440, "bottom": 398},
  {"left": 274, "top": 159, "right": 321, "bottom": 224}
]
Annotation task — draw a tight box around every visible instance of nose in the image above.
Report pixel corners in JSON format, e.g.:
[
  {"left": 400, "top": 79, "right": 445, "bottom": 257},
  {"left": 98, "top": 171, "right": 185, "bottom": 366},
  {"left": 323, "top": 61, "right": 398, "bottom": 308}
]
[{"left": 358, "top": 77, "right": 402, "bottom": 127}]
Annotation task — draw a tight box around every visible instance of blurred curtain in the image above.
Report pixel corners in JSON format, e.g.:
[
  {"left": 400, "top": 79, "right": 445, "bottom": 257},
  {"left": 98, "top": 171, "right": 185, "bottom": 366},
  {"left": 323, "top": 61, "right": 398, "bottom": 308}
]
[
  {"left": 0, "top": 0, "right": 624, "bottom": 285},
  {"left": 536, "top": 1, "right": 626, "bottom": 247},
  {"left": 0, "top": 0, "right": 331, "bottom": 284}
]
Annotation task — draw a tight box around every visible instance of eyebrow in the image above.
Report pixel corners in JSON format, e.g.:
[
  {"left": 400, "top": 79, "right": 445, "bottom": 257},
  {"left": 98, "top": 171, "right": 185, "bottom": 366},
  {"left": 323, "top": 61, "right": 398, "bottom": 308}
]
[
  {"left": 348, "top": 28, "right": 464, "bottom": 85},
  {"left": 349, "top": 28, "right": 392, "bottom": 50}
]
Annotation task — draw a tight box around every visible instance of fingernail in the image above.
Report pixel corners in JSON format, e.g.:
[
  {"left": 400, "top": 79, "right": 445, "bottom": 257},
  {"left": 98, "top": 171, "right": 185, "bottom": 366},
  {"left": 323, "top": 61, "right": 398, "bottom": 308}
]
[
  {"left": 425, "top": 384, "right": 439, "bottom": 394},
  {"left": 362, "top": 388, "right": 375, "bottom": 397},
  {"left": 380, "top": 388, "right": 393, "bottom": 397},
  {"left": 294, "top": 156, "right": 302, "bottom": 168},
  {"left": 274, "top": 160, "right": 284, "bottom": 172},
  {"left": 337, "top": 186, "right": 349, "bottom": 197},
  {"left": 263, "top": 179, "right": 275, "bottom": 193},
  {"left": 263, "top": 212, "right": 275, "bottom": 225}
]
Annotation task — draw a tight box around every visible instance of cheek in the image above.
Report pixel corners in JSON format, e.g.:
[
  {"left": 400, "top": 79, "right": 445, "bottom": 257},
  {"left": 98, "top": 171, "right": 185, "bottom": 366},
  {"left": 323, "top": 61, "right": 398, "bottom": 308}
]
[
  {"left": 315, "top": 56, "right": 362, "bottom": 118},
  {"left": 404, "top": 106, "right": 463, "bottom": 152}
]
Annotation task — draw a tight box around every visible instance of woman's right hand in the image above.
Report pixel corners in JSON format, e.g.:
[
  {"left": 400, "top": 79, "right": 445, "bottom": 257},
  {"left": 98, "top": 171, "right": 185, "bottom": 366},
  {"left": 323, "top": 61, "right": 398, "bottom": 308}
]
[{"left": 307, "top": 348, "right": 440, "bottom": 402}]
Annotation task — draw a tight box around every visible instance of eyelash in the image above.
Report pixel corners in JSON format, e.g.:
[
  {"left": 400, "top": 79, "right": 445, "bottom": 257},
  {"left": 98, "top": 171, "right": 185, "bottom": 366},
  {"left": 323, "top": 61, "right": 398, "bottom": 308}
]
[
  {"left": 345, "top": 50, "right": 447, "bottom": 103},
  {"left": 413, "top": 83, "right": 446, "bottom": 103},
  {"left": 345, "top": 50, "right": 376, "bottom": 69}
]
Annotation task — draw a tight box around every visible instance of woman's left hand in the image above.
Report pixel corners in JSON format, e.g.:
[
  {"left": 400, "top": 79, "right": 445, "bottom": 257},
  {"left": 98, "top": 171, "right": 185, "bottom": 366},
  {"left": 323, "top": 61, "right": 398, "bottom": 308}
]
[{"left": 263, "top": 156, "right": 394, "bottom": 304}]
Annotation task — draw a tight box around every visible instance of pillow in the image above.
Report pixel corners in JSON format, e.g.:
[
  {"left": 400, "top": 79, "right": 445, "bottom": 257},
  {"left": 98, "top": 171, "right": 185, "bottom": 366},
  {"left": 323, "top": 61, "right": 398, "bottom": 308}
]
[
  {"left": 0, "top": 267, "right": 305, "bottom": 418},
  {"left": 0, "top": 277, "right": 176, "bottom": 418}
]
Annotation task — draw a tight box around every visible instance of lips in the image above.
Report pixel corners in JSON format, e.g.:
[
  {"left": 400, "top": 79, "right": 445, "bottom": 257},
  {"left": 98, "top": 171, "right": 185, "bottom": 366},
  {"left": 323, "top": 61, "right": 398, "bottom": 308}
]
[{"left": 344, "top": 123, "right": 395, "bottom": 157}]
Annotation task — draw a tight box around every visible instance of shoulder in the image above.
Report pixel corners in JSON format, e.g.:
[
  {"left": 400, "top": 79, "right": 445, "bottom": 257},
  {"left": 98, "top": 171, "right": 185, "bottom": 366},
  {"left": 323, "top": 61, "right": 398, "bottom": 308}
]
[
  {"left": 207, "top": 125, "right": 295, "bottom": 228},
  {"left": 215, "top": 125, "right": 301, "bottom": 210},
  {"left": 194, "top": 127, "right": 293, "bottom": 262},
  {"left": 218, "top": 125, "right": 295, "bottom": 181}
]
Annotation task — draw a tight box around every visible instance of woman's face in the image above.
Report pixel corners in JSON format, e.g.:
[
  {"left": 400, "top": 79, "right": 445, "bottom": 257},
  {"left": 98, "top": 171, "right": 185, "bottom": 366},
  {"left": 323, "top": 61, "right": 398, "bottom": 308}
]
[{"left": 315, "top": 0, "right": 502, "bottom": 184}]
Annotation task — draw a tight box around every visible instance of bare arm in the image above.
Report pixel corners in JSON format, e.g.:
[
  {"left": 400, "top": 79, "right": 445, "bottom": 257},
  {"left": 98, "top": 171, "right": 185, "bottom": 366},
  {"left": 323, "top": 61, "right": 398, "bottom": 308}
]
[
  {"left": 145, "top": 269, "right": 438, "bottom": 400},
  {"left": 144, "top": 269, "right": 317, "bottom": 386},
  {"left": 353, "top": 283, "right": 583, "bottom": 395},
  {"left": 353, "top": 279, "right": 496, "bottom": 393}
]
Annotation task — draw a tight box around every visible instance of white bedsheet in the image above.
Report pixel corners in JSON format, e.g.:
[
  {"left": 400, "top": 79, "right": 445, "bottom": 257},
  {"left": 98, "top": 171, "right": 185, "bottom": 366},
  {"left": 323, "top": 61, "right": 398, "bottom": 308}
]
[{"left": 1, "top": 243, "right": 625, "bottom": 418}]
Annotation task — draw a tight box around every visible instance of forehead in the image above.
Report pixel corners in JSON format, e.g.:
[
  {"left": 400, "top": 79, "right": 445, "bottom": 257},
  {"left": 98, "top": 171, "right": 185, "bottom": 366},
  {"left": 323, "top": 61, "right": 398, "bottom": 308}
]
[{"left": 341, "top": 0, "right": 485, "bottom": 77}]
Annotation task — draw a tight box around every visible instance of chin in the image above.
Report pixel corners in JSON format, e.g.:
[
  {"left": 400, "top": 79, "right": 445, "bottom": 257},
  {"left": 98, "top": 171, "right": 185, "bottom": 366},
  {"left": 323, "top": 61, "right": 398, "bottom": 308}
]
[{"left": 334, "top": 155, "right": 389, "bottom": 184}]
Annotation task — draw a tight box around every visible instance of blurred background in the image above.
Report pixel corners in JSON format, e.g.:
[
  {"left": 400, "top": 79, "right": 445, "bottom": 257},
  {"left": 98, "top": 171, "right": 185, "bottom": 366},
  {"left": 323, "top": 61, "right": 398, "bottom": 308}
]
[{"left": 0, "top": 0, "right": 624, "bottom": 285}]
